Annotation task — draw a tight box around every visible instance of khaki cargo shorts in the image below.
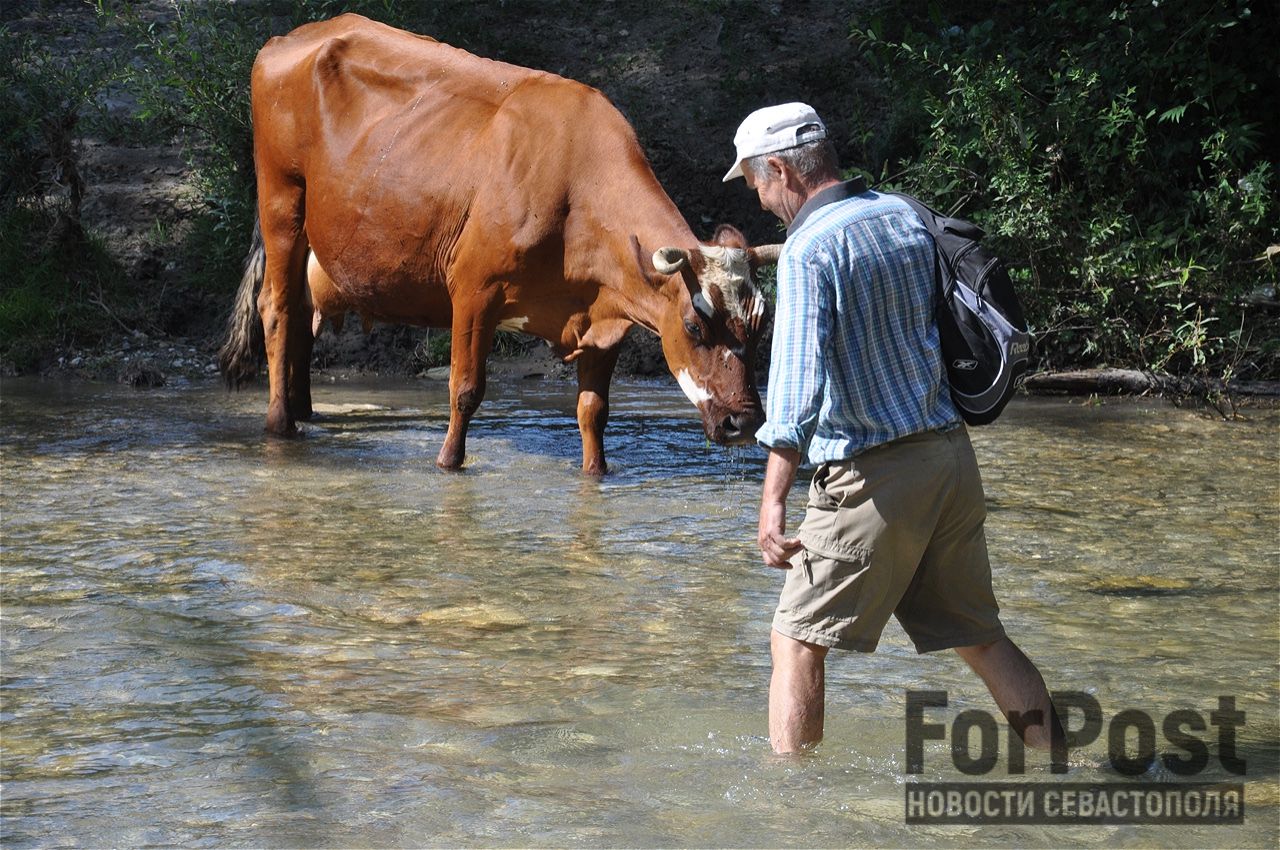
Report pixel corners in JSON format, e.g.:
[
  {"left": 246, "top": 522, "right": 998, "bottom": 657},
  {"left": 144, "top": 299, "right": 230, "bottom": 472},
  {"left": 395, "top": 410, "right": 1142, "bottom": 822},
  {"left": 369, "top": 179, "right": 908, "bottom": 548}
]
[{"left": 773, "top": 427, "right": 1006, "bottom": 653}]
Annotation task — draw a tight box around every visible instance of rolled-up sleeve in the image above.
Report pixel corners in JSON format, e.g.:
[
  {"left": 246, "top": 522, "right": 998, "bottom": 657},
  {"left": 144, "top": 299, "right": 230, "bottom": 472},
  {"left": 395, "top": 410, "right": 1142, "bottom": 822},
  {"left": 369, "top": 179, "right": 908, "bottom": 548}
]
[{"left": 756, "top": 247, "right": 830, "bottom": 456}]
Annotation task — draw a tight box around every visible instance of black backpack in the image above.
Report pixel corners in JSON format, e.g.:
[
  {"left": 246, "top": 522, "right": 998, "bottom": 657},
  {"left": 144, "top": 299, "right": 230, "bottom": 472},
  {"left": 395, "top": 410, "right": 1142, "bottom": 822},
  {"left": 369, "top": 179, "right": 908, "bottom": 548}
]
[{"left": 891, "top": 193, "right": 1032, "bottom": 425}]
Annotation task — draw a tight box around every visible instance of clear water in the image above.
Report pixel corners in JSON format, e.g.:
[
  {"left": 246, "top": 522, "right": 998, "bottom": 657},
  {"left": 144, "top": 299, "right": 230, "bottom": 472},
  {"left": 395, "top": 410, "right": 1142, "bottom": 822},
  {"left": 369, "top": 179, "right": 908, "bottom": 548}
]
[{"left": 2, "top": 375, "right": 1277, "bottom": 848}]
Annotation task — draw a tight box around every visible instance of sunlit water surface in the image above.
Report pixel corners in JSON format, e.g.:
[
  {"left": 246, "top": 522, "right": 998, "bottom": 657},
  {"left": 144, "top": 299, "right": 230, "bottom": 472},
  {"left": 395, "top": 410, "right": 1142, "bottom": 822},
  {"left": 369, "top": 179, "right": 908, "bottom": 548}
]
[{"left": 2, "top": 375, "right": 1277, "bottom": 848}]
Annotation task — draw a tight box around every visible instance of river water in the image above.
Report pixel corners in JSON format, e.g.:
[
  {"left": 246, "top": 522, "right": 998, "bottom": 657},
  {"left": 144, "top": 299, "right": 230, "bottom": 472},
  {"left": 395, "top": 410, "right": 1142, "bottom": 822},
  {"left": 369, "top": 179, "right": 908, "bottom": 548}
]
[{"left": 1, "top": 375, "right": 1277, "bottom": 848}]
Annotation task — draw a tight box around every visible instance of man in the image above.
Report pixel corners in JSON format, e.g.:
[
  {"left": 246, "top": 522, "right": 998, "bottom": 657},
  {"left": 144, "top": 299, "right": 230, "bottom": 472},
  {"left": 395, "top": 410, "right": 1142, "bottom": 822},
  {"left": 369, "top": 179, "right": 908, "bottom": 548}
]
[{"left": 724, "top": 103, "right": 1065, "bottom": 755}]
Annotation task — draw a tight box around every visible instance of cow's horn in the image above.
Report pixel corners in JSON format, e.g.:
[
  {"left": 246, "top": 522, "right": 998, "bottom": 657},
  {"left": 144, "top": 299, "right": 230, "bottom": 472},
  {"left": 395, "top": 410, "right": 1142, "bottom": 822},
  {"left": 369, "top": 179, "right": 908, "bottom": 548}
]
[
  {"left": 749, "top": 244, "right": 784, "bottom": 266},
  {"left": 652, "top": 247, "right": 690, "bottom": 275}
]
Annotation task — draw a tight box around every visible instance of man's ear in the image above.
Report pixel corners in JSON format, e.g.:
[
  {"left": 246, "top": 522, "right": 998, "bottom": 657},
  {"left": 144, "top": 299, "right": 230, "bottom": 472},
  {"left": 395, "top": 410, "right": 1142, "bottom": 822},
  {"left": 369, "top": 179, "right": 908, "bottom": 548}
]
[
  {"left": 768, "top": 155, "right": 806, "bottom": 193},
  {"left": 764, "top": 155, "right": 787, "bottom": 183}
]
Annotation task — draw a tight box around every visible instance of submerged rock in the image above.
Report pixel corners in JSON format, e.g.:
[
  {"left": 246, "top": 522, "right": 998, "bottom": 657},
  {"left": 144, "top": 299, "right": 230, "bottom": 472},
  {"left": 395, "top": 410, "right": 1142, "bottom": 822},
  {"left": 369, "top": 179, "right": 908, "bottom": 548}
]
[
  {"left": 1086, "top": 575, "right": 1196, "bottom": 596},
  {"left": 415, "top": 604, "right": 530, "bottom": 632}
]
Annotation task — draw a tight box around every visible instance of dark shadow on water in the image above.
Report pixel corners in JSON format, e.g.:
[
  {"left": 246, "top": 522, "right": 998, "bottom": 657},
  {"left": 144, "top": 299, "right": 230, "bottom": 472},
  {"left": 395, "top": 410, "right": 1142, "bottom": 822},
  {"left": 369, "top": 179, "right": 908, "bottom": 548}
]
[
  {"left": 1082, "top": 581, "right": 1240, "bottom": 598},
  {"left": 293, "top": 408, "right": 764, "bottom": 483}
]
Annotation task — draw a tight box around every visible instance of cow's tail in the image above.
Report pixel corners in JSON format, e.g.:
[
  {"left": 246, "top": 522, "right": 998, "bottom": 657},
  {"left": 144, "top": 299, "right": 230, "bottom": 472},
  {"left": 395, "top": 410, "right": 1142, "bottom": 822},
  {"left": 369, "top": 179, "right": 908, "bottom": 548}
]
[{"left": 217, "top": 217, "right": 266, "bottom": 389}]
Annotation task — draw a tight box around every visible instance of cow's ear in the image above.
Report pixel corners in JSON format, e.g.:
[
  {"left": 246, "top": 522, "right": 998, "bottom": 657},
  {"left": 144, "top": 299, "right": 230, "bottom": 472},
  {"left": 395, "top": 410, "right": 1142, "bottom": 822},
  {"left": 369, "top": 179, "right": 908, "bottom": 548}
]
[{"left": 709, "top": 224, "right": 748, "bottom": 250}]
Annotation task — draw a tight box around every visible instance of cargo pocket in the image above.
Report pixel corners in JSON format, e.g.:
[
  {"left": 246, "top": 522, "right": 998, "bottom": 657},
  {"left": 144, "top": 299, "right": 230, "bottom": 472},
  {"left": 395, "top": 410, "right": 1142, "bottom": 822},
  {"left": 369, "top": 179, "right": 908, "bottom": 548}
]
[
  {"left": 776, "top": 546, "right": 884, "bottom": 651},
  {"left": 797, "top": 503, "right": 877, "bottom": 567}
]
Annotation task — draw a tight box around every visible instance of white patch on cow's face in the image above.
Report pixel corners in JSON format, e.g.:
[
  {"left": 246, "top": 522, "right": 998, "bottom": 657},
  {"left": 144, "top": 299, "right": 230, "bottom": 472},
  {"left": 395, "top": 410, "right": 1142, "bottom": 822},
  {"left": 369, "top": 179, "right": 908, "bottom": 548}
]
[
  {"left": 496, "top": 316, "right": 529, "bottom": 332},
  {"left": 676, "top": 368, "right": 712, "bottom": 407},
  {"left": 695, "top": 246, "right": 758, "bottom": 326}
]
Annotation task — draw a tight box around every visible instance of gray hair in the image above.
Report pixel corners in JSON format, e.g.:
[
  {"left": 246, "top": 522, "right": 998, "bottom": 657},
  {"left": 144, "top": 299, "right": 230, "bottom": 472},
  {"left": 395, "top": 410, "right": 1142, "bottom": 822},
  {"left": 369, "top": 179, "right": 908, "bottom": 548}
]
[{"left": 745, "top": 138, "right": 839, "bottom": 187}]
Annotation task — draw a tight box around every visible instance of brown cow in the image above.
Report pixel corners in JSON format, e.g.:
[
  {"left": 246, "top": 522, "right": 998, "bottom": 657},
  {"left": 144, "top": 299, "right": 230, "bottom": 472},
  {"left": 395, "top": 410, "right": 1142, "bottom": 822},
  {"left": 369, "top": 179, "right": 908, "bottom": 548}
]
[{"left": 219, "top": 14, "right": 781, "bottom": 474}]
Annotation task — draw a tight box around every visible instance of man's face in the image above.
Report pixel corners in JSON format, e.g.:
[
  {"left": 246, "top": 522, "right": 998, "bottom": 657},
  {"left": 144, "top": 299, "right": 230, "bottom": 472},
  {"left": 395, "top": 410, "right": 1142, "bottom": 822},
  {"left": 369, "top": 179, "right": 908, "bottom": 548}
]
[{"left": 745, "top": 160, "right": 799, "bottom": 226}]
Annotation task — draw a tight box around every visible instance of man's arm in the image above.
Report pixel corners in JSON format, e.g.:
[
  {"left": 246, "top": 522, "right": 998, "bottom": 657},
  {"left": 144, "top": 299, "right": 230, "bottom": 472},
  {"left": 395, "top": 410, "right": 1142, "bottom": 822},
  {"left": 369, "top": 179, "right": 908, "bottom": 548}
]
[{"left": 758, "top": 447, "right": 804, "bottom": 568}]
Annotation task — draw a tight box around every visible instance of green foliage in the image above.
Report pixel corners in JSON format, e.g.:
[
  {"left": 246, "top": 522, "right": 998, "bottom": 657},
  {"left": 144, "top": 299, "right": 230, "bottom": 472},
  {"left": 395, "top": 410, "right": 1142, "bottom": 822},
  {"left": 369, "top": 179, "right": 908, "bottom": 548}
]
[
  {"left": 0, "top": 206, "right": 129, "bottom": 373},
  {"left": 0, "top": 21, "right": 129, "bottom": 372},
  {"left": 414, "top": 330, "right": 452, "bottom": 370},
  {"left": 855, "top": 0, "right": 1280, "bottom": 382},
  {"left": 108, "top": 1, "right": 271, "bottom": 274},
  {"left": 1, "top": 23, "right": 115, "bottom": 216}
]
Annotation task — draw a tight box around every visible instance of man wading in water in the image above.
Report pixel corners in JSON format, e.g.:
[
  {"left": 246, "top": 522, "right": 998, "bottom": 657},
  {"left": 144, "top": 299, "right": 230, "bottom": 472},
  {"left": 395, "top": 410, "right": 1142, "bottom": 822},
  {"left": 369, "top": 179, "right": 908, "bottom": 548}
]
[{"left": 724, "top": 103, "right": 1066, "bottom": 754}]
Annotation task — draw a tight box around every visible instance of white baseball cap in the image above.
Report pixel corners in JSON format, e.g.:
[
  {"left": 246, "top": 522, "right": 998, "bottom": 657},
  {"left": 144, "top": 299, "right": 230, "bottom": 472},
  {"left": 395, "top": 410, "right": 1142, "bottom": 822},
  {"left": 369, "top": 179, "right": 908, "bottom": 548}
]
[{"left": 722, "top": 102, "right": 828, "bottom": 182}]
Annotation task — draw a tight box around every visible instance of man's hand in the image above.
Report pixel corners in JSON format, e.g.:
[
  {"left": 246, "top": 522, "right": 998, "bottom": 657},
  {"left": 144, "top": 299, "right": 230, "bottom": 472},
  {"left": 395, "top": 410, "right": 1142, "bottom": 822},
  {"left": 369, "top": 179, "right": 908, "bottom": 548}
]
[
  {"left": 758, "top": 498, "right": 803, "bottom": 568},
  {"left": 758, "top": 447, "right": 804, "bottom": 569}
]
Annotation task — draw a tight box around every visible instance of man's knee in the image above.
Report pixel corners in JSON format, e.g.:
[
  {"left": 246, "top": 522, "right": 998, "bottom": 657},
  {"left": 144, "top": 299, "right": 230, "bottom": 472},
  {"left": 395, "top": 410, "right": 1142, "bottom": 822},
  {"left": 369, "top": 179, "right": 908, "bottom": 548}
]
[
  {"left": 771, "top": 629, "right": 829, "bottom": 665},
  {"left": 954, "top": 636, "right": 1010, "bottom": 664}
]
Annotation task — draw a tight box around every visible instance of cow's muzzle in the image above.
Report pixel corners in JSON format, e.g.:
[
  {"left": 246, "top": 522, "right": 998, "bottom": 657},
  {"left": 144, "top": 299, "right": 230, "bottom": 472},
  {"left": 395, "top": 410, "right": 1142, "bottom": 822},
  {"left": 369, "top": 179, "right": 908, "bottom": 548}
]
[{"left": 714, "top": 409, "right": 764, "bottom": 445}]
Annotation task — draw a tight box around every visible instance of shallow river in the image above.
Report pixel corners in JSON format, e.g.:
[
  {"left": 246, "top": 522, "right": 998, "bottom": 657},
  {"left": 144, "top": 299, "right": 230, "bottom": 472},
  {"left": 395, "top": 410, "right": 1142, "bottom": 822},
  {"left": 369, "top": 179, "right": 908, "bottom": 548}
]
[{"left": 2, "top": 375, "right": 1277, "bottom": 848}]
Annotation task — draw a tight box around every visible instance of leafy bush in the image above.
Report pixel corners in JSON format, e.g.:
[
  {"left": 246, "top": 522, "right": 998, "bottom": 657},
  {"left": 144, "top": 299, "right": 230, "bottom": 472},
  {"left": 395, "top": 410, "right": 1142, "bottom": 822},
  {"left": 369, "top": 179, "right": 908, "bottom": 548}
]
[
  {"left": 0, "top": 23, "right": 127, "bottom": 371},
  {"left": 0, "top": 205, "right": 129, "bottom": 372},
  {"left": 1, "top": 26, "right": 110, "bottom": 221},
  {"left": 855, "top": 0, "right": 1279, "bottom": 382},
  {"left": 110, "top": 1, "right": 275, "bottom": 273}
]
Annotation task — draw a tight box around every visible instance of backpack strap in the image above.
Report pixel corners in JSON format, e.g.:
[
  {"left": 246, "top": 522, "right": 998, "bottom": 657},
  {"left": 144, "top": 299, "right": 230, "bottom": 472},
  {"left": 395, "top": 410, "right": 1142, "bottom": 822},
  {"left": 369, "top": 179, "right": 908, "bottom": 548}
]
[{"left": 887, "top": 192, "right": 954, "bottom": 311}]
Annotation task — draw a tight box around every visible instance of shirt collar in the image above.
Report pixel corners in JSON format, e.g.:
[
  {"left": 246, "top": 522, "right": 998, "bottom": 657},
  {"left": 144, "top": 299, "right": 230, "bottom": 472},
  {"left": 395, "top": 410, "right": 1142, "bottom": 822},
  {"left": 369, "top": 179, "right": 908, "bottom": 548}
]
[{"left": 787, "top": 176, "right": 869, "bottom": 237}]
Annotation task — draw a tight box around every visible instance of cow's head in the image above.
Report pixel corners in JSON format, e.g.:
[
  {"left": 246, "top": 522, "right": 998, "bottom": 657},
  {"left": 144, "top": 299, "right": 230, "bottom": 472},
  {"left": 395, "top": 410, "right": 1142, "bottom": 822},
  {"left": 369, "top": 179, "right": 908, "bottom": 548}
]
[{"left": 648, "top": 225, "right": 783, "bottom": 445}]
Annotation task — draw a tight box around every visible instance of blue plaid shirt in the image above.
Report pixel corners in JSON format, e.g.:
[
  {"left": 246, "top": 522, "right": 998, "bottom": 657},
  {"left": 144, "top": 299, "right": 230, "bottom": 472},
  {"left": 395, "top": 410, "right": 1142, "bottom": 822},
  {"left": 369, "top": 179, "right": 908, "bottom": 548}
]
[{"left": 756, "top": 180, "right": 960, "bottom": 463}]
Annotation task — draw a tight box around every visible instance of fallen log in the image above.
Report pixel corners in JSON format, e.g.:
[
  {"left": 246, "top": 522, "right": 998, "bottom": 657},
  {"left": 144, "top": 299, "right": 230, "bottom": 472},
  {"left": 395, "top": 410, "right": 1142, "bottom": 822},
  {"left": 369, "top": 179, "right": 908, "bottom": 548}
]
[
  {"left": 1023, "top": 369, "right": 1163, "bottom": 395},
  {"left": 1023, "top": 369, "right": 1280, "bottom": 397},
  {"left": 1225, "top": 381, "right": 1280, "bottom": 396}
]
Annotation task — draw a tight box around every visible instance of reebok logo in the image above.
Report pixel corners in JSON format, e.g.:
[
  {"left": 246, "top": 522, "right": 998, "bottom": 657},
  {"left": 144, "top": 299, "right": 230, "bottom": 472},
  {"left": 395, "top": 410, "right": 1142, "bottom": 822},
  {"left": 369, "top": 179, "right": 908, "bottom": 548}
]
[{"left": 953, "top": 359, "right": 980, "bottom": 371}]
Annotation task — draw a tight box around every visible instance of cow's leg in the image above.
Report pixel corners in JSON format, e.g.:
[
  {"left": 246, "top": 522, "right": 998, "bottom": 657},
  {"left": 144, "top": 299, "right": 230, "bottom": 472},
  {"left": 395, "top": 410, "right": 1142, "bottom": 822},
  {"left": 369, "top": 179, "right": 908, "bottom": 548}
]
[
  {"left": 576, "top": 346, "right": 622, "bottom": 475},
  {"left": 436, "top": 306, "right": 498, "bottom": 470},
  {"left": 287, "top": 325, "right": 315, "bottom": 421},
  {"left": 257, "top": 188, "right": 309, "bottom": 438}
]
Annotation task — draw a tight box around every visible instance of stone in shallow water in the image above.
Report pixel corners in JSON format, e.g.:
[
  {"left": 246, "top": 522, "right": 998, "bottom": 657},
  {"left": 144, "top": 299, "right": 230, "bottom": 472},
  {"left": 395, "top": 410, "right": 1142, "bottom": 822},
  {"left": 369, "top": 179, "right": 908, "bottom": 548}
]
[
  {"left": 1086, "top": 575, "right": 1196, "bottom": 596},
  {"left": 415, "top": 604, "right": 530, "bottom": 631},
  {"left": 311, "top": 402, "right": 387, "bottom": 414}
]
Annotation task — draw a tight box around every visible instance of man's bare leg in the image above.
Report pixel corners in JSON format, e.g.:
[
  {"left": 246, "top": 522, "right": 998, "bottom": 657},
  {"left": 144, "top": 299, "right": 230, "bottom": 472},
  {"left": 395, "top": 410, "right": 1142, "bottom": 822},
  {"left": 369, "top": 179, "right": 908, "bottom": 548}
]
[
  {"left": 769, "top": 629, "right": 829, "bottom": 754},
  {"left": 955, "top": 637, "right": 1064, "bottom": 749}
]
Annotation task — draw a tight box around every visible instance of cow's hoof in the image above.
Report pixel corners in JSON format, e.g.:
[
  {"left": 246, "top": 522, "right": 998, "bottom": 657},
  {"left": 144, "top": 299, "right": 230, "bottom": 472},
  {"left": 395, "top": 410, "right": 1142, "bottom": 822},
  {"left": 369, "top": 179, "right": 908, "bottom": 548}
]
[
  {"left": 435, "top": 450, "right": 465, "bottom": 471},
  {"left": 265, "top": 413, "right": 301, "bottom": 439}
]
